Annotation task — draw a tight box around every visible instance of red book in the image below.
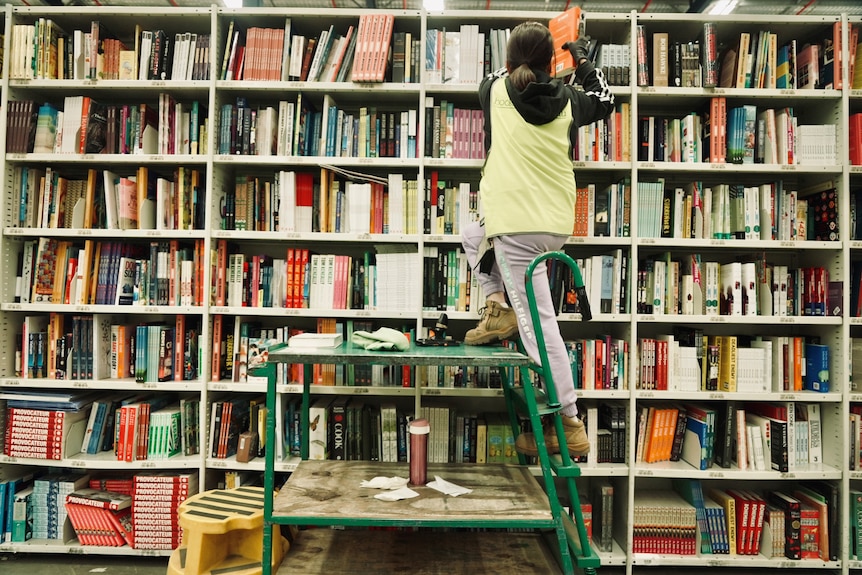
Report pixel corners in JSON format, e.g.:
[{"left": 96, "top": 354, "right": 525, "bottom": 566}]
[
  {"left": 726, "top": 488, "right": 754, "bottom": 554},
  {"left": 105, "top": 507, "right": 134, "bottom": 547},
  {"left": 135, "top": 402, "right": 151, "bottom": 460},
  {"left": 66, "top": 488, "right": 133, "bottom": 511},
  {"left": 548, "top": 6, "right": 583, "bottom": 78},
  {"left": 211, "top": 315, "right": 224, "bottom": 381},
  {"left": 64, "top": 503, "right": 92, "bottom": 545},
  {"left": 174, "top": 314, "right": 186, "bottom": 381}
]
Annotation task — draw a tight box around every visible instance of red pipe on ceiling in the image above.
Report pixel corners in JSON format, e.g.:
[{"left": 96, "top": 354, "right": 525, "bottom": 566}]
[{"left": 797, "top": 0, "right": 817, "bottom": 14}]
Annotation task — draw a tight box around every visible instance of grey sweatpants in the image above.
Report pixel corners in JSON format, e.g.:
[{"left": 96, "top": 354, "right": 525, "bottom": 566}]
[{"left": 462, "top": 220, "right": 578, "bottom": 417}]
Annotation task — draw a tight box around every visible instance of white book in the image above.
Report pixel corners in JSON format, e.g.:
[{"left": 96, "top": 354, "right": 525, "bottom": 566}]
[
  {"left": 280, "top": 18, "right": 292, "bottom": 81},
  {"left": 740, "top": 261, "right": 757, "bottom": 316},
  {"left": 747, "top": 424, "right": 767, "bottom": 471},
  {"left": 308, "top": 398, "right": 332, "bottom": 460},
  {"left": 719, "top": 261, "right": 742, "bottom": 316},
  {"left": 750, "top": 338, "right": 774, "bottom": 391},
  {"left": 802, "top": 403, "right": 822, "bottom": 469},
  {"left": 277, "top": 170, "right": 296, "bottom": 232},
  {"left": 736, "top": 347, "right": 767, "bottom": 393},
  {"left": 388, "top": 173, "right": 404, "bottom": 234},
  {"left": 677, "top": 346, "right": 701, "bottom": 392}
]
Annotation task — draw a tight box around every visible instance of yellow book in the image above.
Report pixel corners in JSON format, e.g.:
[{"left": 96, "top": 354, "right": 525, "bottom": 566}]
[{"left": 707, "top": 488, "right": 738, "bottom": 555}]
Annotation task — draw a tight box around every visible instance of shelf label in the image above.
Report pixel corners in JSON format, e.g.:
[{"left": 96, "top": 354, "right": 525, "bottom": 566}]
[
  {"left": 6, "top": 303, "right": 21, "bottom": 310},
  {"left": 5, "top": 379, "right": 21, "bottom": 385},
  {"left": 779, "top": 241, "right": 794, "bottom": 247},
  {"left": 72, "top": 381, "right": 90, "bottom": 388},
  {"left": 142, "top": 306, "right": 159, "bottom": 313},
  {"left": 779, "top": 89, "right": 796, "bottom": 96},
  {"left": 212, "top": 383, "right": 230, "bottom": 391},
  {"left": 210, "top": 460, "right": 227, "bottom": 467},
  {"left": 425, "top": 389, "right": 441, "bottom": 395},
  {"left": 708, "top": 393, "right": 725, "bottom": 400},
  {"left": 641, "top": 238, "right": 655, "bottom": 244},
  {"left": 709, "top": 239, "right": 726, "bottom": 246},
  {"left": 779, "top": 394, "right": 795, "bottom": 400},
  {"left": 572, "top": 162, "right": 586, "bottom": 168},
  {"left": 709, "top": 163, "right": 727, "bottom": 169},
  {"left": 285, "top": 385, "right": 303, "bottom": 393},
  {"left": 640, "top": 391, "right": 654, "bottom": 398},
  {"left": 6, "top": 228, "right": 23, "bottom": 235},
  {"left": 145, "top": 230, "right": 163, "bottom": 237},
  {"left": 780, "top": 164, "right": 797, "bottom": 171},
  {"left": 352, "top": 388, "right": 370, "bottom": 394},
  {"left": 68, "top": 547, "right": 84, "bottom": 554},
  {"left": 780, "top": 472, "right": 795, "bottom": 479},
  {"left": 636, "top": 469, "right": 653, "bottom": 476},
  {"left": 642, "top": 162, "right": 656, "bottom": 168},
  {"left": 641, "top": 87, "right": 655, "bottom": 93},
  {"left": 74, "top": 305, "right": 91, "bottom": 312},
  {"left": 779, "top": 316, "right": 796, "bottom": 323},
  {"left": 707, "top": 471, "right": 725, "bottom": 478},
  {"left": 707, "top": 560, "right": 727, "bottom": 567},
  {"left": 141, "top": 461, "right": 156, "bottom": 468}
]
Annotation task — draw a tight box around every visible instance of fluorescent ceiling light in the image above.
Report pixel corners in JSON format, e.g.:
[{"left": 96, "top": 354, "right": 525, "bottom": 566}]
[
  {"left": 424, "top": 0, "right": 445, "bottom": 11},
  {"left": 708, "top": 0, "right": 738, "bottom": 15},
  {"left": 223, "top": 0, "right": 242, "bottom": 7}
]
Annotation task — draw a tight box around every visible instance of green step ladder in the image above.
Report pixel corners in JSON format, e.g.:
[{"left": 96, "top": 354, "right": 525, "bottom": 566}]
[{"left": 502, "top": 250, "right": 600, "bottom": 575}]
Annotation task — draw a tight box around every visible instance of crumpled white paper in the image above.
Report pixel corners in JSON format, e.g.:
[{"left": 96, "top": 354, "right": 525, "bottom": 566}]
[
  {"left": 374, "top": 486, "right": 420, "bottom": 501},
  {"left": 359, "top": 476, "right": 409, "bottom": 490},
  {"left": 426, "top": 475, "right": 473, "bottom": 497}
]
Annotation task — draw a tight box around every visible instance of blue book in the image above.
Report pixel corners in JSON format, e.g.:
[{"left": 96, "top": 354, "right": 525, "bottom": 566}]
[
  {"left": 3, "top": 469, "right": 36, "bottom": 542},
  {"left": 673, "top": 478, "right": 712, "bottom": 554},
  {"left": 681, "top": 415, "right": 710, "bottom": 470},
  {"left": 805, "top": 343, "right": 830, "bottom": 392}
]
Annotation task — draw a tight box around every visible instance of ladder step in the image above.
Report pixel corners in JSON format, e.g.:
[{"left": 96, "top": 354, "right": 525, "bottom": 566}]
[
  {"left": 510, "top": 387, "right": 560, "bottom": 417},
  {"left": 561, "top": 514, "right": 602, "bottom": 569},
  {"left": 548, "top": 454, "right": 582, "bottom": 478}
]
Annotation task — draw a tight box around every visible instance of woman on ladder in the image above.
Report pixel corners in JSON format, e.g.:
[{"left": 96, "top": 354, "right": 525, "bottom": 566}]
[{"left": 461, "top": 21, "right": 614, "bottom": 456}]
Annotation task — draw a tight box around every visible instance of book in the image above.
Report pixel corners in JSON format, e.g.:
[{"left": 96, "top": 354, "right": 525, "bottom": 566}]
[
  {"left": 288, "top": 332, "right": 343, "bottom": 348},
  {"left": 591, "top": 479, "right": 614, "bottom": 552},
  {"left": 548, "top": 6, "right": 583, "bottom": 78}
]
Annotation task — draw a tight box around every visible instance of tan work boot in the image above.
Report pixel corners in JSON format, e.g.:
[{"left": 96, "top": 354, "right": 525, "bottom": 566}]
[
  {"left": 515, "top": 415, "right": 590, "bottom": 456},
  {"left": 464, "top": 301, "right": 518, "bottom": 345}
]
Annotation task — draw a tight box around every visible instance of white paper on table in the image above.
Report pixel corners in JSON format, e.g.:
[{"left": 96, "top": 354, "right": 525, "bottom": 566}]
[
  {"left": 359, "top": 476, "right": 409, "bottom": 490},
  {"left": 374, "top": 486, "right": 420, "bottom": 501},
  {"left": 426, "top": 475, "right": 472, "bottom": 496}
]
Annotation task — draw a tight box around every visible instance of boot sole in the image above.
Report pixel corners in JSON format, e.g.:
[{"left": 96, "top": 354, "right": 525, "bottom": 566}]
[{"left": 463, "top": 327, "right": 519, "bottom": 346}]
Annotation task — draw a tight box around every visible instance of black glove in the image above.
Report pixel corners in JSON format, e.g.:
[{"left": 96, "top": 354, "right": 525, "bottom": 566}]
[{"left": 562, "top": 37, "right": 590, "bottom": 64}]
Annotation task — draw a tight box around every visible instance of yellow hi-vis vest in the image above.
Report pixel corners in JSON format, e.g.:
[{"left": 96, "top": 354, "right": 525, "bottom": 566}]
[{"left": 479, "top": 79, "right": 577, "bottom": 239}]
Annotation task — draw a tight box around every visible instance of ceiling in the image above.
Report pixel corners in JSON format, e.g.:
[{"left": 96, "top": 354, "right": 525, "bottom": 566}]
[{"left": 11, "top": 0, "right": 862, "bottom": 16}]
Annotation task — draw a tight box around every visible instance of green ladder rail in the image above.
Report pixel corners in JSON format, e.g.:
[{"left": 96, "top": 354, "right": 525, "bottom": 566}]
[{"left": 502, "top": 250, "right": 600, "bottom": 575}]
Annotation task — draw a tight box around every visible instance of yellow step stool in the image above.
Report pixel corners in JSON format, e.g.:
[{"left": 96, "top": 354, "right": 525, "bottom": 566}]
[{"left": 167, "top": 486, "right": 289, "bottom": 575}]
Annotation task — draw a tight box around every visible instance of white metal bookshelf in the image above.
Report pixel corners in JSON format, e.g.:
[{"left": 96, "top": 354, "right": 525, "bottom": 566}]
[{"left": 0, "top": 5, "right": 856, "bottom": 573}]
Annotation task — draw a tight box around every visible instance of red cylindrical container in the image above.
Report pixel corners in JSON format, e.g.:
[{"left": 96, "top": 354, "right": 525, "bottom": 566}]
[{"left": 408, "top": 418, "right": 430, "bottom": 486}]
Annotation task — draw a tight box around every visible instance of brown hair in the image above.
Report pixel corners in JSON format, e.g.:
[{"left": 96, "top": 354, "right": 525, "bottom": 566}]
[{"left": 507, "top": 21, "right": 554, "bottom": 90}]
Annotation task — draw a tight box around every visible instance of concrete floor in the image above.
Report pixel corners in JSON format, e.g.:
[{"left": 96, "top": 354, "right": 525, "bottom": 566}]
[{"left": 0, "top": 554, "right": 169, "bottom": 575}]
